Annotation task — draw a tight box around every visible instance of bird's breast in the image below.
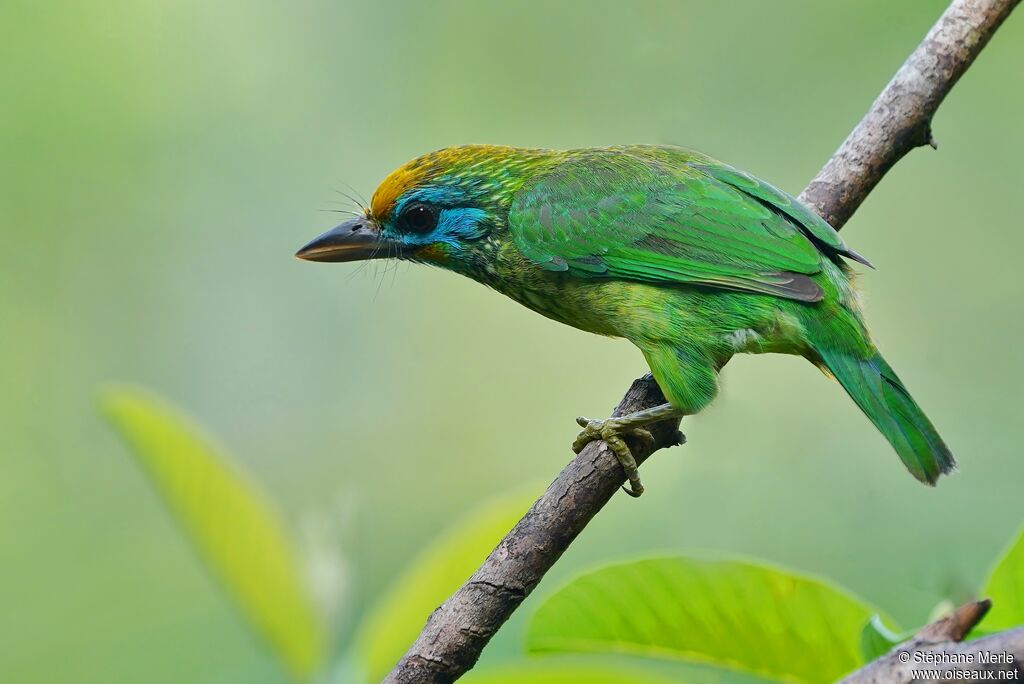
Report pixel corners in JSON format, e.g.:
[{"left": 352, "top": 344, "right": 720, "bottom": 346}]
[{"left": 488, "top": 268, "right": 669, "bottom": 340}]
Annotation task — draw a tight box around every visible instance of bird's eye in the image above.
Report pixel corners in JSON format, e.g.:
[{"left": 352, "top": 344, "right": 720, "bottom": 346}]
[{"left": 399, "top": 203, "right": 438, "bottom": 233}]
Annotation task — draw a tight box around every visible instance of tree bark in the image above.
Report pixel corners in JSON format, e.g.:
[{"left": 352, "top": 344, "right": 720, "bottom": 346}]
[{"left": 384, "top": 1, "right": 1021, "bottom": 681}]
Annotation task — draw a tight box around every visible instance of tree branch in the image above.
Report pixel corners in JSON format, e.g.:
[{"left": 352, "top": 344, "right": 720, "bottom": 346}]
[
  {"left": 384, "top": 1, "right": 1020, "bottom": 681},
  {"left": 798, "top": 0, "right": 1020, "bottom": 230}
]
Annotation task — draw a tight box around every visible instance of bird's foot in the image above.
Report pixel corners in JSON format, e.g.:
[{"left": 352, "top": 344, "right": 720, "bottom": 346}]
[{"left": 572, "top": 416, "right": 656, "bottom": 497}]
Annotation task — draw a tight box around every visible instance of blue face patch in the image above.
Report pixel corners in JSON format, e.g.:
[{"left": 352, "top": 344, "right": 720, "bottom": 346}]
[
  {"left": 388, "top": 187, "right": 490, "bottom": 248},
  {"left": 432, "top": 207, "right": 489, "bottom": 243}
]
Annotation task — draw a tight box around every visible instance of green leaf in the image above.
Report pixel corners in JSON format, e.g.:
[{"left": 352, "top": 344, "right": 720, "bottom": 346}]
[
  {"left": 101, "top": 386, "right": 325, "bottom": 679},
  {"left": 981, "top": 524, "right": 1024, "bottom": 630},
  {"left": 527, "top": 556, "right": 893, "bottom": 684},
  {"left": 355, "top": 490, "right": 537, "bottom": 683},
  {"left": 461, "top": 663, "right": 684, "bottom": 684},
  {"left": 859, "top": 614, "right": 904, "bottom": 662}
]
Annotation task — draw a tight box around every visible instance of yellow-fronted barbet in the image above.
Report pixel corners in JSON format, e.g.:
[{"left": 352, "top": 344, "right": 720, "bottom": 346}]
[{"left": 297, "top": 145, "right": 954, "bottom": 496}]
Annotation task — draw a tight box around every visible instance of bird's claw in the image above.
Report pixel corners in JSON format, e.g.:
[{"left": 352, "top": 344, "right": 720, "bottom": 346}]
[{"left": 572, "top": 416, "right": 652, "bottom": 497}]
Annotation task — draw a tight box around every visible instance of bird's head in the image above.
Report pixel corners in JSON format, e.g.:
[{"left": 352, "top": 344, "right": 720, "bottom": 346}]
[{"left": 297, "top": 145, "right": 551, "bottom": 273}]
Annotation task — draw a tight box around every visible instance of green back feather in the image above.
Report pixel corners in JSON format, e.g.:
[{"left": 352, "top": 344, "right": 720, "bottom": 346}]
[{"left": 508, "top": 146, "right": 865, "bottom": 302}]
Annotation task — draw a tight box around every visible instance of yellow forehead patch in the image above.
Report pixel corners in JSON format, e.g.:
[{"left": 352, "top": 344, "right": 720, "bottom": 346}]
[{"left": 370, "top": 160, "right": 428, "bottom": 220}]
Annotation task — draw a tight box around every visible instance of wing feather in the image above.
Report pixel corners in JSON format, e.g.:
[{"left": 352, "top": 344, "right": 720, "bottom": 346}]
[{"left": 508, "top": 147, "right": 866, "bottom": 302}]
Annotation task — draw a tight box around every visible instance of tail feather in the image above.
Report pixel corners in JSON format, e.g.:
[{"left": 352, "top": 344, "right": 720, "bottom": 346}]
[{"left": 816, "top": 347, "right": 955, "bottom": 485}]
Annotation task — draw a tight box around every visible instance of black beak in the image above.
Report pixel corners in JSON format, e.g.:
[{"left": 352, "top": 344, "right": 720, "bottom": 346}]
[{"left": 295, "top": 217, "right": 394, "bottom": 263}]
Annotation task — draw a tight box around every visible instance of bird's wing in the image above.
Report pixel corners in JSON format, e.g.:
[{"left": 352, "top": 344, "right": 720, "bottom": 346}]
[{"left": 508, "top": 149, "right": 867, "bottom": 302}]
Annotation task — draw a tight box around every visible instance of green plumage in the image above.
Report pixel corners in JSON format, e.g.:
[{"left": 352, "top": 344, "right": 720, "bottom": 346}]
[
  {"left": 333, "top": 144, "right": 956, "bottom": 484},
  {"left": 508, "top": 147, "right": 867, "bottom": 302},
  {"left": 815, "top": 347, "right": 954, "bottom": 483}
]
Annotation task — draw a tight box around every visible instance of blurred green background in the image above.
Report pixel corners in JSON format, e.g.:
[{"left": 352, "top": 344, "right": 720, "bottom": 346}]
[{"left": 3, "top": 1, "right": 1022, "bottom": 682}]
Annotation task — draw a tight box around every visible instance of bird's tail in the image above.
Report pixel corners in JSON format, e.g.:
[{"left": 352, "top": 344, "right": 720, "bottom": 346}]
[{"left": 814, "top": 345, "right": 955, "bottom": 485}]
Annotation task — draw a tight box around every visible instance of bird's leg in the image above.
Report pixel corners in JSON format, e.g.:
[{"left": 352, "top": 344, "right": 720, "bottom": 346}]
[{"left": 572, "top": 402, "right": 684, "bottom": 497}]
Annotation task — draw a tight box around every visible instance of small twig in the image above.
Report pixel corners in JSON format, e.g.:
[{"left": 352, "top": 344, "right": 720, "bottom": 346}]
[
  {"left": 384, "top": 1, "right": 1020, "bottom": 681},
  {"left": 917, "top": 599, "right": 991, "bottom": 643},
  {"left": 842, "top": 600, "right": 1024, "bottom": 683}
]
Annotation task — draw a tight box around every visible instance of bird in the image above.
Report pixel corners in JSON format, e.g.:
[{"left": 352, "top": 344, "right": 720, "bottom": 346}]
[{"left": 296, "top": 144, "right": 954, "bottom": 496}]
